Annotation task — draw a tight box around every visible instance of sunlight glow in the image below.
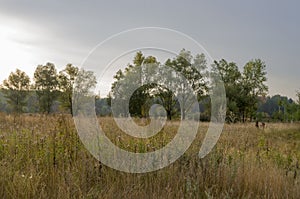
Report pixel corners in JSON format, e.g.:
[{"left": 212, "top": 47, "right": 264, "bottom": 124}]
[{"left": 0, "top": 25, "right": 36, "bottom": 78}]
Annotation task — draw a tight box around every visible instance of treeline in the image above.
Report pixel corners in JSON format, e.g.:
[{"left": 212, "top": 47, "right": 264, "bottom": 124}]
[
  {"left": 0, "top": 49, "right": 300, "bottom": 122},
  {"left": 257, "top": 95, "right": 300, "bottom": 122},
  {"left": 109, "top": 49, "right": 300, "bottom": 122},
  {"left": 0, "top": 63, "right": 97, "bottom": 115}
]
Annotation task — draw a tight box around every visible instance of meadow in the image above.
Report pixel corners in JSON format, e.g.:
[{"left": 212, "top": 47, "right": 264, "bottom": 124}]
[{"left": 0, "top": 113, "right": 299, "bottom": 198}]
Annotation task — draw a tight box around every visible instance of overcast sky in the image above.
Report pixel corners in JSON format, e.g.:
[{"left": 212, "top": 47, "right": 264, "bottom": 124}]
[{"left": 0, "top": 0, "right": 299, "bottom": 99}]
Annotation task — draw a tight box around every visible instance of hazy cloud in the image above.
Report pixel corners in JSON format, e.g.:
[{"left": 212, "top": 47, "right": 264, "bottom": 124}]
[{"left": 0, "top": 0, "right": 299, "bottom": 98}]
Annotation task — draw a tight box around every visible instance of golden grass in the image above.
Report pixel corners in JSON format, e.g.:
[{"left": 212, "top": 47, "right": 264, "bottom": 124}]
[{"left": 0, "top": 114, "right": 299, "bottom": 198}]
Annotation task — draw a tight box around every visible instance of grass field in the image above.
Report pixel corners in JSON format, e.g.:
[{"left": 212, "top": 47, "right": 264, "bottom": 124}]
[{"left": 0, "top": 114, "right": 299, "bottom": 198}]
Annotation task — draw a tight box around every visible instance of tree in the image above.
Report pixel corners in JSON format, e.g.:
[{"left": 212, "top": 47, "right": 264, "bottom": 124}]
[
  {"left": 211, "top": 59, "right": 241, "bottom": 122},
  {"left": 110, "top": 52, "right": 159, "bottom": 117},
  {"left": 155, "top": 65, "right": 178, "bottom": 120},
  {"left": 257, "top": 94, "right": 300, "bottom": 122},
  {"left": 258, "top": 95, "right": 283, "bottom": 120},
  {"left": 0, "top": 91, "right": 8, "bottom": 112},
  {"left": 296, "top": 90, "right": 300, "bottom": 105},
  {"left": 241, "top": 59, "right": 268, "bottom": 121},
  {"left": 296, "top": 90, "right": 300, "bottom": 120},
  {"left": 110, "top": 50, "right": 208, "bottom": 120},
  {"left": 72, "top": 69, "right": 97, "bottom": 116},
  {"left": 34, "top": 63, "right": 59, "bottom": 114},
  {"left": 162, "top": 49, "right": 208, "bottom": 120},
  {"left": 58, "top": 64, "right": 79, "bottom": 115},
  {"left": 212, "top": 58, "right": 268, "bottom": 122},
  {"left": 2, "top": 69, "right": 31, "bottom": 113}
]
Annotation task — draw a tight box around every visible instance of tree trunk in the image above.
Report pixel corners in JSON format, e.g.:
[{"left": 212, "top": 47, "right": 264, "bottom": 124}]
[
  {"left": 181, "top": 107, "right": 186, "bottom": 120},
  {"left": 167, "top": 110, "right": 172, "bottom": 120},
  {"left": 69, "top": 95, "right": 73, "bottom": 116}
]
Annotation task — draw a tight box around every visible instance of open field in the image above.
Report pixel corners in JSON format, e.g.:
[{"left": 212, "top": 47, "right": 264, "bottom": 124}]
[{"left": 0, "top": 114, "right": 299, "bottom": 198}]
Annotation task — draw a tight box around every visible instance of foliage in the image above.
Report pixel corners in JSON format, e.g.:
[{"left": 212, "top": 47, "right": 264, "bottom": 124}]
[
  {"left": 212, "top": 59, "right": 241, "bottom": 122},
  {"left": 257, "top": 95, "right": 300, "bottom": 122},
  {"left": 296, "top": 90, "right": 300, "bottom": 105},
  {"left": 212, "top": 59, "right": 268, "bottom": 122},
  {"left": 34, "top": 63, "right": 59, "bottom": 114},
  {"left": 2, "top": 69, "right": 31, "bottom": 113},
  {"left": 72, "top": 69, "right": 97, "bottom": 116},
  {"left": 58, "top": 64, "right": 79, "bottom": 115},
  {"left": 240, "top": 59, "right": 268, "bottom": 121},
  {"left": 0, "top": 52, "right": 299, "bottom": 122},
  {"left": 110, "top": 52, "right": 159, "bottom": 117},
  {"left": 110, "top": 50, "right": 208, "bottom": 120},
  {"left": 95, "top": 97, "right": 111, "bottom": 116},
  {"left": 162, "top": 49, "right": 208, "bottom": 120}
]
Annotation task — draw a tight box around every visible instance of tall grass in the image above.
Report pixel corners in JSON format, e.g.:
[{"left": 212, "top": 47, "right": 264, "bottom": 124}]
[{"left": 0, "top": 113, "right": 299, "bottom": 198}]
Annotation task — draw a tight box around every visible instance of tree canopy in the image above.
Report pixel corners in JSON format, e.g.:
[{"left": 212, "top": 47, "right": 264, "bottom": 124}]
[
  {"left": 0, "top": 50, "right": 299, "bottom": 123},
  {"left": 2, "top": 69, "right": 31, "bottom": 113}
]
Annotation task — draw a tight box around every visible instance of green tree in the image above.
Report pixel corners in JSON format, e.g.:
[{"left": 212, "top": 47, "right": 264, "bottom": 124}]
[
  {"left": 110, "top": 50, "right": 208, "bottom": 120},
  {"left": 110, "top": 52, "right": 159, "bottom": 117},
  {"left": 2, "top": 69, "right": 31, "bottom": 113},
  {"left": 241, "top": 59, "right": 268, "bottom": 122},
  {"left": 58, "top": 64, "right": 79, "bottom": 115},
  {"left": 212, "top": 58, "right": 268, "bottom": 122},
  {"left": 296, "top": 90, "right": 300, "bottom": 120},
  {"left": 34, "top": 63, "right": 59, "bottom": 114},
  {"left": 297, "top": 90, "right": 300, "bottom": 104},
  {"left": 72, "top": 69, "right": 97, "bottom": 116},
  {"left": 163, "top": 49, "right": 208, "bottom": 120},
  {"left": 212, "top": 59, "right": 241, "bottom": 122},
  {"left": 155, "top": 65, "right": 178, "bottom": 120}
]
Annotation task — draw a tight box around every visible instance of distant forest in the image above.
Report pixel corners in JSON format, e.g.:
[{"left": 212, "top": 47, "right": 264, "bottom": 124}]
[
  {"left": 0, "top": 92, "right": 298, "bottom": 122},
  {"left": 0, "top": 49, "right": 299, "bottom": 123}
]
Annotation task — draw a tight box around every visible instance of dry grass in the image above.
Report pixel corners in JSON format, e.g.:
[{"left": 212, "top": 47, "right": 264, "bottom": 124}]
[{"left": 0, "top": 113, "right": 299, "bottom": 198}]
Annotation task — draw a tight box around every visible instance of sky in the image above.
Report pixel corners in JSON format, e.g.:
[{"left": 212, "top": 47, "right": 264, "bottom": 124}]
[{"left": 0, "top": 0, "right": 299, "bottom": 99}]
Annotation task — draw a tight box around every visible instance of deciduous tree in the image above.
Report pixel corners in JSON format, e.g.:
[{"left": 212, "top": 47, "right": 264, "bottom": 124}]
[
  {"left": 2, "top": 69, "right": 30, "bottom": 113},
  {"left": 34, "top": 63, "right": 59, "bottom": 114},
  {"left": 58, "top": 64, "right": 79, "bottom": 115}
]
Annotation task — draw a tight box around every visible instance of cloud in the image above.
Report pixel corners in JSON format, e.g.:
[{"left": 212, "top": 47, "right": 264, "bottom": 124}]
[{"left": 0, "top": 0, "right": 299, "bottom": 98}]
